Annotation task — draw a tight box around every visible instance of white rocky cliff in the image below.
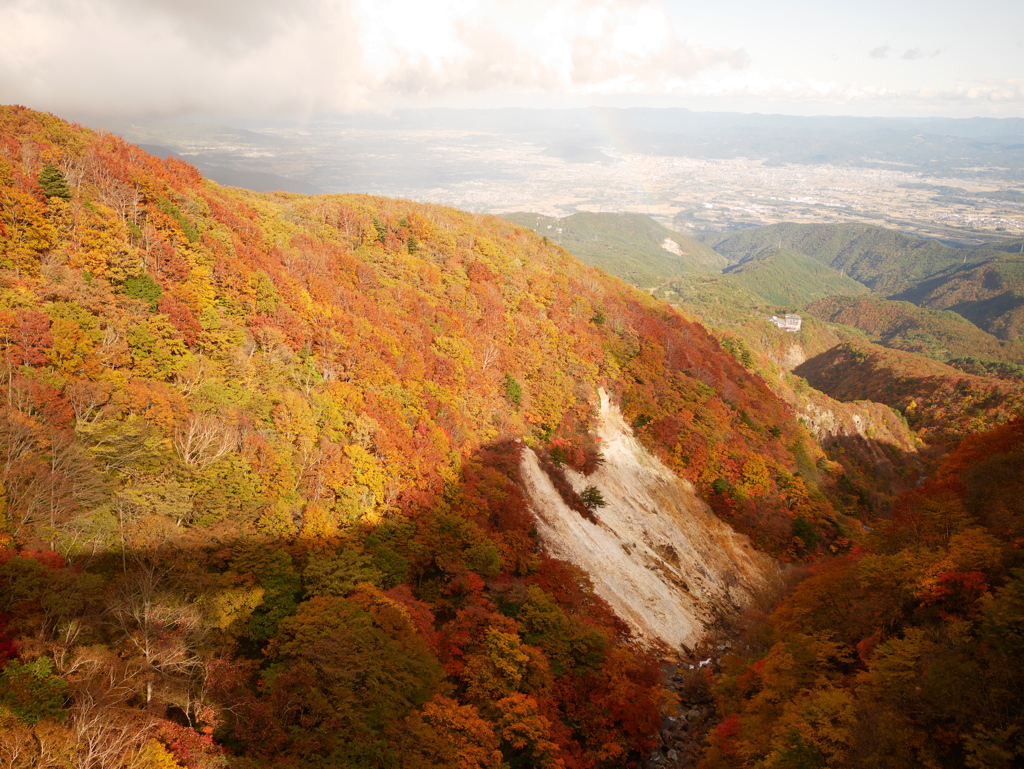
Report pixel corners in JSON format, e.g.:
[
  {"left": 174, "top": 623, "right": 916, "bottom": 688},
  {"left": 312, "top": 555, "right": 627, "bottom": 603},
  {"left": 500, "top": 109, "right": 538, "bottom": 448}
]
[{"left": 520, "top": 389, "right": 777, "bottom": 652}]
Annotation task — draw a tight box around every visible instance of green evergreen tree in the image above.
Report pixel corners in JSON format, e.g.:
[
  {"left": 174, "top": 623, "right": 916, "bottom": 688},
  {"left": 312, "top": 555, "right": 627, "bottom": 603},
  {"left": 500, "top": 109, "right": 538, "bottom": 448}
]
[
  {"left": 503, "top": 373, "right": 522, "bottom": 410},
  {"left": 580, "top": 485, "right": 606, "bottom": 511},
  {"left": 0, "top": 657, "right": 69, "bottom": 725},
  {"left": 38, "top": 163, "right": 71, "bottom": 200},
  {"left": 121, "top": 274, "right": 163, "bottom": 311}
]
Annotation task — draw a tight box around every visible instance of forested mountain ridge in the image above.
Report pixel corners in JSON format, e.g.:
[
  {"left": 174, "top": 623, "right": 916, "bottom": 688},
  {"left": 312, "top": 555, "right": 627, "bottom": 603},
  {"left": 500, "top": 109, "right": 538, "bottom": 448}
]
[
  {"left": 0, "top": 106, "right": 850, "bottom": 767},
  {"left": 702, "top": 221, "right": 1024, "bottom": 351},
  {"left": 893, "top": 252, "right": 1024, "bottom": 342},
  {"left": 794, "top": 341, "right": 1024, "bottom": 444},
  {"left": 720, "top": 248, "right": 868, "bottom": 307},
  {"left": 805, "top": 294, "right": 1024, "bottom": 367},
  {"left": 496, "top": 197, "right": 1024, "bottom": 767},
  {"left": 636, "top": 277, "right": 927, "bottom": 517},
  {"left": 704, "top": 222, "right": 1002, "bottom": 296},
  {"left": 702, "top": 414, "right": 1024, "bottom": 768},
  {"left": 645, "top": 233, "right": 1024, "bottom": 768},
  {"left": 505, "top": 211, "right": 728, "bottom": 288}
]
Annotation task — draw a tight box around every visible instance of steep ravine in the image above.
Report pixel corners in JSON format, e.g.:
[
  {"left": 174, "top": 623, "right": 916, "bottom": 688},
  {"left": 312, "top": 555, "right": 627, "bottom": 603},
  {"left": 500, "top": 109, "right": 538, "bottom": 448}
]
[{"left": 521, "top": 390, "right": 778, "bottom": 652}]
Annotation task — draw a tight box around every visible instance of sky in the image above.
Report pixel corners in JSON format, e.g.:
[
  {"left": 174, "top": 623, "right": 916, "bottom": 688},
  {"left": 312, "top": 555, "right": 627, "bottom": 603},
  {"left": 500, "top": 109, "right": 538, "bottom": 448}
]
[{"left": 1, "top": 0, "right": 1022, "bottom": 120}]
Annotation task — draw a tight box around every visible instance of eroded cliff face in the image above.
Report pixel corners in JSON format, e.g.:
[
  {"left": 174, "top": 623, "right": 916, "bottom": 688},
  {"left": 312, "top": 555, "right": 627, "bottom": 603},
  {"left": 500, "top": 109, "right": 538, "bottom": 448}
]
[{"left": 521, "top": 390, "right": 778, "bottom": 652}]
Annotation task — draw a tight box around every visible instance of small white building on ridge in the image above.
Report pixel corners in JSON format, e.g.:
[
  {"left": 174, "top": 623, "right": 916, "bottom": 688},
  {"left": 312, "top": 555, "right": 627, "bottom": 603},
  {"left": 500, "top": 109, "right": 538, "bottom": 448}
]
[{"left": 769, "top": 314, "right": 802, "bottom": 332}]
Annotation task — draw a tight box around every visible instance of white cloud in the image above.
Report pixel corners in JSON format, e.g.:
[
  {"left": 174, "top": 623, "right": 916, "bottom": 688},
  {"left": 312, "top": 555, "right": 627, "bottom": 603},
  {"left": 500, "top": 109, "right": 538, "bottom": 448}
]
[
  {"left": 1, "top": 0, "right": 1013, "bottom": 119},
  {"left": 357, "top": 0, "right": 746, "bottom": 99},
  {"left": 0, "top": 0, "right": 364, "bottom": 117},
  {"left": 928, "top": 80, "right": 1024, "bottom": 103},
  {"left": 869, "top": 44, "right": 942, "bottom": 62},
  {"left": 666, "top": 69, "right": 1024, "bottom": 113},
  {"left": 0, "top": 0, "right": 746, "bottom": 118}
]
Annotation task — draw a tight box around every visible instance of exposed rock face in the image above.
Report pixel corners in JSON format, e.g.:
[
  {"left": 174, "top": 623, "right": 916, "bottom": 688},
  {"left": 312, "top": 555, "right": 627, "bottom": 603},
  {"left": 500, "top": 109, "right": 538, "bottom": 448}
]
[
  {"left": 521, "top": 390, "right": 777, "bottom": 651},
  {"left": 778, "top": 342, "right": 807, "bottom": 369},
  {"left": 792, "top": 387, "right": 921, "bottom": 467},
  {"left": 661, "top": 237, "right": 684, "bottom": 256}
]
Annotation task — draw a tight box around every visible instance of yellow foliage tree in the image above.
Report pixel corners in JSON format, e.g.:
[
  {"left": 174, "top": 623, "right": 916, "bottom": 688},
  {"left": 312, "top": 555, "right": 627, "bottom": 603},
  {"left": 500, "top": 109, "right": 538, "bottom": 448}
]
[{"left": 0, "top": 189, "right": 55, "bottom": 276}]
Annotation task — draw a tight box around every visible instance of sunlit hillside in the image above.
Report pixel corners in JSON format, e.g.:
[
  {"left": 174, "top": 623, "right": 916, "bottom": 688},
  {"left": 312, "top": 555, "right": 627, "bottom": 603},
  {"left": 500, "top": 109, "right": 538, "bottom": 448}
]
[
  {"left": 505, "top": 211, "right": 727, "bottom": 288},
  {"left": 704, "top": 222, "right": 1002, "bottom": 295},
  {"left": 0, "top": 106, "right": 852, "bottom": 768},
  {"left": 805, "top": 294, "right": 1024, "bottom": 367}
]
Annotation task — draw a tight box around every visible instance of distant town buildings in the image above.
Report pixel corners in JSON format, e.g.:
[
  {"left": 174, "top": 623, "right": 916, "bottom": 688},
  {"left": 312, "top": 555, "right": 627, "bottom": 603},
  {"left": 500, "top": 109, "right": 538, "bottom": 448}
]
[{"left": 769, "top": 314, "right": 802, "bottom": 332}]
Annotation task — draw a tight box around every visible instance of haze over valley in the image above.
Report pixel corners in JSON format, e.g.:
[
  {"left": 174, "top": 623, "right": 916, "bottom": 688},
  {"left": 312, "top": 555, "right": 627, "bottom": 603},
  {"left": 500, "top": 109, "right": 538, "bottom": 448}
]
[{"left": 118, "top": 109, "right": 1024, "bottom": 244}]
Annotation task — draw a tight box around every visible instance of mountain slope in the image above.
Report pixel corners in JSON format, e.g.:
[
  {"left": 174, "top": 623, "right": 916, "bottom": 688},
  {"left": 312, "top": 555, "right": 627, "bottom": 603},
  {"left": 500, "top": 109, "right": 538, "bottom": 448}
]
[
  {"left": 522, "top": 390, "right": 776, "bottom": 651},
  {"left": 704, "top": 222, "right": 1001, "bottom": 295},
  {"left": 794, "top": 341, "right": 1024, "bottom": 443},
  {"left": 0, "top": 106, "right": 847, "bottom": 767},
  {"left": 506, "top": 211, "right": 728, "bottom": 287},
  {"left": 703, "top": 415, "right": 1024, "bottom": 769},
  {"left": 721, "top": 247, "right": 869, "bottom": 306},
  {"left": 806, "top": 294, "right": 1024, "bottom": 366},
  {"left": 893, "top": 253, "right": 1024, "bottom": 342}
]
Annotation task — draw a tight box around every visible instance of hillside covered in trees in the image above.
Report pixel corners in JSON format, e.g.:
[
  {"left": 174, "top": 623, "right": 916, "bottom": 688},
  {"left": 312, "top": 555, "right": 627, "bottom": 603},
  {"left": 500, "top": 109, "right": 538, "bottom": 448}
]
[
  {"left": 720, "top": 248, "right": 868, "bottom": 307},
  {"left": 700, "top": 221, "right": 1024, "bottom": 357},
  {"left": 0, "top": 106, "right": 859, "bottom": 767},
  {"left": 506, "top": 212, "right": 727, "bottom": 289},
  {"left": 702, "top": 222, "right": 1002, "bottom": 296},
  {"left": 498, "top": 195, "right": 1024, "bottom": 769},
  {"left": 894, "top": 252, "right": 1024, "bottom": 343},
  {"left": 702, "top": 414, "right": 1024, "bottom": 769},
  {"left": 794, "top": 341, "right": 1024, "bottom": 444},
  {"left": 804, "top": 294, "right": 1024, "bottom": 368},
  {"left": 4, "top": 103, "right": 1023, "bottom": 769}
]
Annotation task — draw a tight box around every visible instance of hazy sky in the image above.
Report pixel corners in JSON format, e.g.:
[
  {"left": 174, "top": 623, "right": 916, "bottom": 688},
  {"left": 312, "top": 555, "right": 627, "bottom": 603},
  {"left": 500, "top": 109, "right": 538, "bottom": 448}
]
[{"left": 1, "top": 0, "right": 1021, "bottom": 119}]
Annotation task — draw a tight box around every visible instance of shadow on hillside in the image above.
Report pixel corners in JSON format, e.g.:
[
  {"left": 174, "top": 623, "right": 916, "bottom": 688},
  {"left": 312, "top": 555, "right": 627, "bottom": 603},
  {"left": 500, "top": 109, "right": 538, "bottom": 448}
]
[
  {"left": 794, "top": 345, "right": 900, "bottom": 401},
  {"left": 950, "top": 292, "right": 1024, "bottom": 336},
  {"left": 821, "top": 432, "right": 931, "bottom": 519},
  {"left": 793, "top": 349, "right": 936, "bottom": 517},
  {"left": 888, "top": 265, "right": 974, "bottom": 304}
]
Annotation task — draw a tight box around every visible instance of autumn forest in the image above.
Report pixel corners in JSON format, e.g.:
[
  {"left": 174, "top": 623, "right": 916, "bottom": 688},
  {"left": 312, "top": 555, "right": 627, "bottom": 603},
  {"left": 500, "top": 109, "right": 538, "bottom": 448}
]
[{"left": 1, "top": 105, "right": 1022, "bottom": 768}]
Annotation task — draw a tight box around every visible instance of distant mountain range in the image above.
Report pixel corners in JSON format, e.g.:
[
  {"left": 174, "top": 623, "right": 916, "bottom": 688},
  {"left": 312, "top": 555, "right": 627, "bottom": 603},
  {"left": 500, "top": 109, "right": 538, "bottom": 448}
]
[
  {"left": 507, "top": 215, "right": 1024, "bottom": 352},
  {"left": 706, "top": 222, "right": 1024, "bottom": 344},
  {"left": 894, "top": 253, "right": 1024, "bottom": 341},
  {"left": 315, "top": 108, "right": 1024, "bottom": 177},
  {"left": 806, "top": 294, "right": 1024, "bottom": 366},
  {"left": 509, "top": 211, "right": 1024, "bottom": 457}
]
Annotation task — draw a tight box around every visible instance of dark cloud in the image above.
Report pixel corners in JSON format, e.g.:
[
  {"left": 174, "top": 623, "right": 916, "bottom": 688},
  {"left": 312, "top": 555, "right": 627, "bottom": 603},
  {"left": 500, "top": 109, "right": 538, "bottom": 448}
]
[
  {"left": 869, "top": 45, "right": 891, "bottom": 59},
  {"left": 902, "top": 47, "right": 924, "bottom": 60}
]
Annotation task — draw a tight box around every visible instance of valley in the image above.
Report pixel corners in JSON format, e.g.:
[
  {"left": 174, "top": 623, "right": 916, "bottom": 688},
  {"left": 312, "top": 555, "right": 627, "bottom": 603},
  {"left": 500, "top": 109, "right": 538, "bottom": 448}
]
[
  {"left": 2, "top": 106, "right": 1024, "bottom": 769},
  {"left": 116, "top": 110, "right": 1024, "bottom": 245}
]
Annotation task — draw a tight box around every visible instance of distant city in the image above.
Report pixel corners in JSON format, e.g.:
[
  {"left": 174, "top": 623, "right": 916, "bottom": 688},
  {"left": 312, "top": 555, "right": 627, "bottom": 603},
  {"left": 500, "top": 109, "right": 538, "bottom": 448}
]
[{"left": 116, "top": 108, "right": 1024, "bottom": 245}]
